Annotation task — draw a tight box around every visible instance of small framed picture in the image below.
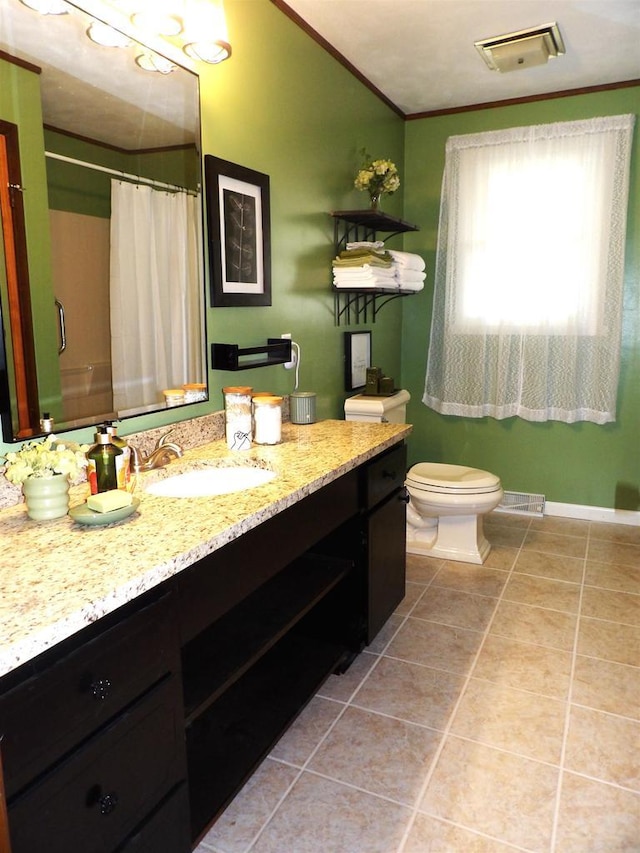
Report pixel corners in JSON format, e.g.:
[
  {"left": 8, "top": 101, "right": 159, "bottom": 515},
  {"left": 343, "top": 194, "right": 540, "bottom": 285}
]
[
  {"left": 344, "top": 330, "right": 372, "bottom": 391},
  {"left": 204, "top": 155, "right": 271, "bottom": 307}
]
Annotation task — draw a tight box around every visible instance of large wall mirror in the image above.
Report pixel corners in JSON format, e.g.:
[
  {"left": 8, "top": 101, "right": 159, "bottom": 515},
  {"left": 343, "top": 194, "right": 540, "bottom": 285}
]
[{"left": 0, "top": 0, "right": 207, "bottom": 442}]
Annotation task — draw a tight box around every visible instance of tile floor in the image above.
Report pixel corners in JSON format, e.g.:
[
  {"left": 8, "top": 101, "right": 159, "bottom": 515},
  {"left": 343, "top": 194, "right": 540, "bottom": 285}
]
[{"left": 195, "top": 513, "right": 640, "bottom": 853}]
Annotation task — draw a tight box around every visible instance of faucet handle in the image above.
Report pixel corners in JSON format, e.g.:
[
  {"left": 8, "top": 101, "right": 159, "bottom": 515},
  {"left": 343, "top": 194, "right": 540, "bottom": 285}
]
[
  {"left": 155, "top": 429, "right": 176, "bottom": 449},
  {"left": 128, "top": 443, "right": 144, "bottom": 474}
]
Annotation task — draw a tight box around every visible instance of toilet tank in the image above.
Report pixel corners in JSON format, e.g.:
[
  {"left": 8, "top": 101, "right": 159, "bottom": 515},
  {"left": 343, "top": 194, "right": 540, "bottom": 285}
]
[{"left": 344, "top": 389, "right": 411, "bottom": 423}]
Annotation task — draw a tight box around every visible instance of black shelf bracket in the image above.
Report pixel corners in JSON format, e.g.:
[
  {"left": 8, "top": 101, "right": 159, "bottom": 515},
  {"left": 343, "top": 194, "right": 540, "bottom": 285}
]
[
  {"left": 330, "top": 211, "right": 420, "bottom": 326},
  {"left": 211, "top": 339, "right": 292, "bottom": 371}
]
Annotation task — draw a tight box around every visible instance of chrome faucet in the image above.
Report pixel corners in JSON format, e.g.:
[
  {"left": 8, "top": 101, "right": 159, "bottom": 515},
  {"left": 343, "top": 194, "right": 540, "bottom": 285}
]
[{"left": 129, "top": 429, "right": 183, "bottom": 473}]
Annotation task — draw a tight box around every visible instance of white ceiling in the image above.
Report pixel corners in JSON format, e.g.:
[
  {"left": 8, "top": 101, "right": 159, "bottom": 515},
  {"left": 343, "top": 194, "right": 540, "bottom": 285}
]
[{"left": 280, "top": 0, "right": 640, "bottom": 116}]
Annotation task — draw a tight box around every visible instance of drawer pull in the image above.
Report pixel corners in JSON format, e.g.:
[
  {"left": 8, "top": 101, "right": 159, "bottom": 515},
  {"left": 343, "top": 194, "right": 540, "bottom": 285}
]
[
  {"left": 98, "top": 792, "right": 119, "bottom": 816},
  {"left": 90, "top": 678, "right": 112, "bottom": 700}
]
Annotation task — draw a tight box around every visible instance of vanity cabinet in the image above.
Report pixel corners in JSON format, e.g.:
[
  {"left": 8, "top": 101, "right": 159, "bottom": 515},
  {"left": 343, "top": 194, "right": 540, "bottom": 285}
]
[
  {"left": 0, "top": 438, "right": 407, "bottom": 851},
  {"left": 0, "top": 591, "right": 189, "bottom": 853}
]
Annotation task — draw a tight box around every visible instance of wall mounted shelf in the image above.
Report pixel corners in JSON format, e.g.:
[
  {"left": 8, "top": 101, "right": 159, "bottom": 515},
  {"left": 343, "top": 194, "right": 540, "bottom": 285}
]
[
  {"left": 330, "top": 211, "right": 420, "bottom": 326},
  {"left": 211, "top": 339, "right": 292, "bottom": 371}
]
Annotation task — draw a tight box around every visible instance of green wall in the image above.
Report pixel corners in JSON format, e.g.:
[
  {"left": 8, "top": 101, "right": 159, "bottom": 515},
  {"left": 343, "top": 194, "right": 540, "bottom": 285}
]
[
  {"left": 0, "top": 0, "right": 405, "bottom": 453},
  {"left": 401, "top": 87, "right": 640, "bottom": 510}
]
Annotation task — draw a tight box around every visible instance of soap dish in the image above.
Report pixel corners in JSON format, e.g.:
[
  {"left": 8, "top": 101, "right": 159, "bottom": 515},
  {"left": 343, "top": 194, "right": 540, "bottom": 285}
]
[{"left": 70, "top": 497, "right": 140, "bottom": 526}]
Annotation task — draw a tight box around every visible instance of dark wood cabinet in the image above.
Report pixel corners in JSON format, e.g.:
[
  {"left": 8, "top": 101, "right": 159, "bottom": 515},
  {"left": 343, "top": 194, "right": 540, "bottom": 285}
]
[{"left": 0, "top": 441, "right": 406, "bottom": 852}]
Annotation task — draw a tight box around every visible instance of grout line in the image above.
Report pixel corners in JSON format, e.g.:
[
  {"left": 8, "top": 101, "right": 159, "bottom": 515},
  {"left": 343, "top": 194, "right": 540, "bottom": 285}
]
[
  {"left": 548, "top": 522, "right": 589, "bottom": 852},
  {"left": 395, "top": 523, "right": 530, "bottom": 852}
]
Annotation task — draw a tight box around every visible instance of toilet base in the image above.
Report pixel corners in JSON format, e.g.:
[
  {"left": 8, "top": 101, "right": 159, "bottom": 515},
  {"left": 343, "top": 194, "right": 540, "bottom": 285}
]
[{"left": 406, "top": 514, "right": 491, "bottom": 564}]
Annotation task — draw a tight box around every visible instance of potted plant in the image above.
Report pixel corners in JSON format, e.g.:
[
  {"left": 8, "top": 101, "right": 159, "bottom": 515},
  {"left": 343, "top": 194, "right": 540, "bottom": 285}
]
[{"left": 2, "top": 435, "right": 88, "bottom": 520}]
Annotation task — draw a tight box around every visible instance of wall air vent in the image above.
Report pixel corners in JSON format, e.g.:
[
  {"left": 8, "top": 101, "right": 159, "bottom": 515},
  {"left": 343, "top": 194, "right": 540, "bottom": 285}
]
[{"left": 475, "top": 22, "right": 565, "bottom": 73}]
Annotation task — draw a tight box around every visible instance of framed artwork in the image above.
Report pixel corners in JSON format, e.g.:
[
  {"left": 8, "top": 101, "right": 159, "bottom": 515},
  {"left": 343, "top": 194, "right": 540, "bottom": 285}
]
[
  {"left": 204, "top": 155, "right": 271, "bottom": 307},
  {"left": 344, "top": 330, "right": 372, "bottom": 391}
]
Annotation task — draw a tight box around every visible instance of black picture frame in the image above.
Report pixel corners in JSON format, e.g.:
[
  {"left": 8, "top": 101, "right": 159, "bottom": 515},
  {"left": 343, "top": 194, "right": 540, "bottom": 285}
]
[
  {"left": 204, "top": 155, "right": 271, "bottom": 307},
  {"left": 344, "top": 330, "right": 372, "bottom": 391}
]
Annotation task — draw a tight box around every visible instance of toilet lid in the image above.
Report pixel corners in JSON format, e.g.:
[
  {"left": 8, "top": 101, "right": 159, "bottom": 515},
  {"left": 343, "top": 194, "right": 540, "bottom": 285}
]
[{"left": 406, "top": 463, "right": 501, "bottom": 493}]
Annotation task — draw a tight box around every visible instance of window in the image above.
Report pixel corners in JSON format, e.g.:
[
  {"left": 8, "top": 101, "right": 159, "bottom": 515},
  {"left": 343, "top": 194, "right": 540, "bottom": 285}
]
[{"left": 424, "top": 114, "right": 635, "bottom": 423}]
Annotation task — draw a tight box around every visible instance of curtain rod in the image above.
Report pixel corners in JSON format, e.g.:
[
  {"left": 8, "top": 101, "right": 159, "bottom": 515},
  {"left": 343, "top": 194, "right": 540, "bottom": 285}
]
[{"left": 44, "top": 151, "right": 198, "bottom": 195}]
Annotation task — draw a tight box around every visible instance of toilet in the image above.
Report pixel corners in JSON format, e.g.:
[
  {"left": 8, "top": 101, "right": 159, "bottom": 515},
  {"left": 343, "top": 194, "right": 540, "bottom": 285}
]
[{"left": 344, "top": 390, "right": 503, "bottom": 564}]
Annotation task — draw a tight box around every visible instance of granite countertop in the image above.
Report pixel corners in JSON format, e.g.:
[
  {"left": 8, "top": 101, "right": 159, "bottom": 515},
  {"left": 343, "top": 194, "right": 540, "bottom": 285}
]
[{"left": 0, "top": 420, "right": 410, "bottom": 679}]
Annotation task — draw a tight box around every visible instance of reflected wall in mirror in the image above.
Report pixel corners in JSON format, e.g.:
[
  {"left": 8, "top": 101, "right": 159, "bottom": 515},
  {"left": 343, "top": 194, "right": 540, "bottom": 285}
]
[{"left": 0, "top": 0, "right": 207, "bottom": 442}]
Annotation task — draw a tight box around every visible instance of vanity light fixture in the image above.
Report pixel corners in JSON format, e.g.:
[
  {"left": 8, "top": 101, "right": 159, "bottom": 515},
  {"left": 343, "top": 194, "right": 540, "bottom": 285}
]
[
  {"left": 183, "top": 39, "right": 231, "bottom": 64},
  {"left": 135, "top": 51, "right": 176, "bottom": 73},
  {"left": 181, "top": 0, "right": 232, "bottom": 64},
  {"left": 475, "top": 22, "right": 565, "bottom": 72},
  {"left": 18, "top": 0, "right": 68, "bottom": 13},
  {"left": 131, "top": 11, "right": 183, "bottom": 37},
  {"left": 86, "top": 20, "right": 132, "bottom": 48}
]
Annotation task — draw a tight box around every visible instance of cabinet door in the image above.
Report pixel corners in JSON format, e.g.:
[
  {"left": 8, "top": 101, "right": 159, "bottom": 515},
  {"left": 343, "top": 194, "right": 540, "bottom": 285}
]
[{"left": 366, "top": 490, "right": 406, "bottom": 643}]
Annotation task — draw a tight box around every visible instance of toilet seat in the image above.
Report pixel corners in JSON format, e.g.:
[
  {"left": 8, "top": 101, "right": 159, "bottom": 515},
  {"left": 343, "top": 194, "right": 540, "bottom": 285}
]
[{"left": 406, "top": 463, "right": 501, "bottom": 495}]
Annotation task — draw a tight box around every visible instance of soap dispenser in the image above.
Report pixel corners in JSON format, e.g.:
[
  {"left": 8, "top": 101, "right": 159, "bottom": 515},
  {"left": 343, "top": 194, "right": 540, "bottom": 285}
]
[
  {"left": 86, "top": 428, "right": 123, "bottom": 495},
  {"left": 104, "top": 421, "right": 131, "bottom": 490}
]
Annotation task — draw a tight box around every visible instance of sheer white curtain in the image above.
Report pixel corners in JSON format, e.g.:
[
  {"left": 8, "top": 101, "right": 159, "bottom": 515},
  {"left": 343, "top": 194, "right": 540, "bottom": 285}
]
[
  {"left": 110, "top": 180, "right": 203, "bottom": 412},
  {"left": 424, "top": 114, "right": 635, "bottom": 424}
]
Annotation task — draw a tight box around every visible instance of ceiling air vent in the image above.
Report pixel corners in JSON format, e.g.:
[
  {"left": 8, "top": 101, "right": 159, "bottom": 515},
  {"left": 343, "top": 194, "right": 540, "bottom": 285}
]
[{"left": 475, "top": 22, "right": 565, "bottom": 72}]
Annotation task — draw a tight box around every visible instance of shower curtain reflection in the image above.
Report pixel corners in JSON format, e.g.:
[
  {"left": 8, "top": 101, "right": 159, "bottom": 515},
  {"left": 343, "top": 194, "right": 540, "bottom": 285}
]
[{"left": 109, "top": 180, "right": 204, "bottom": 413}]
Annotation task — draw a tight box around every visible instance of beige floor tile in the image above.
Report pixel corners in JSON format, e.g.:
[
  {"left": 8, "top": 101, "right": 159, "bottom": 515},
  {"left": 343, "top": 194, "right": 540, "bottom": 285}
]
[
  {"left": 481, "top": 545, "right": 519, "bottom": 570},
  {"left": 251, "top": 772, "right": 412, "bottom": 853},
  {"left": 572, "top": 655, "right": 640, "bottom": 720},
  {"left": 411, "top": 586, "right": 498, "bottom": 632},
  {"left": 432, "top": 563, "right": 510, "bottom": 597},
  {"left": 472, "top": 634, "right": 573, "bottom": 699},
  {"left": 590, "top": 521, "right": 640, "bottom": 546},
  {"left": 554, "top": 772, "right": 640, "bottom": 852},
  {"left": 308, "top": 706, "right": 441, "bottom": 806},
  {"left": 419, "top": 736, "right": 558, "bottom": 851},
  {"left": 577, "top": 617, "right": 640, "bottom": 667},
  {"left": 367, "top": 613, "right": 402, "bottom": 654},
  {"left": 515, "top": 549, "right": 585, "bottom": 583},
  {"left": 270, "top": 697, "right": 344, "bottom": 767},
  {"left": 402, "top": 812, "right": 517, "bottom": 852},
  {"left": 587, "top": 538, "right": 640, "bottom": 568},
  {"left": 581, "top": 586, "right": 639, "bottom": 626},
  {"left": 353, "top": 655, "right": 464, "bottom": 731},
  {"left": 386, "top": 616, "right": 484, "bottom": 676},
  {"left": 585, "top": 560, "right": 640, "bottom": 594},
  {"left": 565, "top": 706, "right": 640, "bottom": 790},
  {"left": 317, "top": 651, "right": 377, "bottom": 702},
  {"left": 522, "top": 529, "right": 587, "bottom": 559},
  {"left": 503, "top": 572, "right": 581, "bottom": 613},
  {"left": 490, "top": 599, "right": 577, "bottom": 651},
  {"left": 483, "top": 525, "right": 528, "bottom": 549},
  {"left": 406, "top": 554, "right": 443, "bottom": 585},
  {"left": 200, "top": 758, "right": 298, "bottom": 853},
  {"left": 451, "top": 678, "right": 566, "bottom": 764},
  {"left": 395, "top": 581, "right": 427, "bottom": 617},
  {"left": 530, "top": 516, "right": 591, "bottom": 537},
  {"left": 485, "top": 511, "right": 531, "bottom": 530}
]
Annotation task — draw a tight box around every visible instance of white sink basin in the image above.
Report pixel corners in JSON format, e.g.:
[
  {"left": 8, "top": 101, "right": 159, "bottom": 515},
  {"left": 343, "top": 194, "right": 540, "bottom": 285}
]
[{"left": 145, "top": 465, "right": 276, "bottom": 498}]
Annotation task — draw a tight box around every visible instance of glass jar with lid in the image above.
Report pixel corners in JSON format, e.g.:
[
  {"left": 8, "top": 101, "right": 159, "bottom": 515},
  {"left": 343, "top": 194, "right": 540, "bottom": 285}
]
[
  {"left": 253, "top": 395, "right": 282, "bottom": 445},
  {"left": 223, "top": 386, "right": 253, "bottom": 450}
]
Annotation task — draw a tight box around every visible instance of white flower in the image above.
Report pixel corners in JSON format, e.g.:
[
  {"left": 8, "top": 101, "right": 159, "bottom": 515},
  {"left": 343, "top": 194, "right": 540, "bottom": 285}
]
[
  {"left": 354, "top": 152, "right": 400, "bottom": 198},
  {"left": 2, "top": 435, "right": 89, "bottom": 486}
]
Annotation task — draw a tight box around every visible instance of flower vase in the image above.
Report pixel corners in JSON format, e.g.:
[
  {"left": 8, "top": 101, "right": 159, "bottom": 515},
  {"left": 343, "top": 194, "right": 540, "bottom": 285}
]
[
  {"left": 369, "top": 191, "right": 382, "bottom": 211},
  {"left": 22, "top": 474, "right": 70, "bottom": 520}
]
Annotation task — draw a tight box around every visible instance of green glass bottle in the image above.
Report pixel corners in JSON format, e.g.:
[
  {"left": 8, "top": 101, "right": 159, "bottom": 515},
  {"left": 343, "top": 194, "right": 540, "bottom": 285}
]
[{"left": 86, "top": 428, "right": 123, "bottom": 495}]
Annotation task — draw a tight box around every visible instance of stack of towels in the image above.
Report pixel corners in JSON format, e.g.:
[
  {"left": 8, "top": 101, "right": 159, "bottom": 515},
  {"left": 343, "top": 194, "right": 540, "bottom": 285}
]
[{"left": 332, "top": 241, "right": 426, "bottom": 291}]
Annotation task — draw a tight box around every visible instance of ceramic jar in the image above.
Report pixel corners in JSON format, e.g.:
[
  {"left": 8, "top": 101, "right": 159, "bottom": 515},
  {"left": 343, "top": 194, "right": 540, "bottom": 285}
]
[{"left": 22, "top": 474, "right": 70, "bottom": 520}]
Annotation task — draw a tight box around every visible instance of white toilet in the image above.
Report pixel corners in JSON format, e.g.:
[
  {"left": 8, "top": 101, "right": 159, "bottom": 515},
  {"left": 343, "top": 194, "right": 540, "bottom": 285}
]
[{"left": 344, "top": 390, "right": 503, "bottom": 564}]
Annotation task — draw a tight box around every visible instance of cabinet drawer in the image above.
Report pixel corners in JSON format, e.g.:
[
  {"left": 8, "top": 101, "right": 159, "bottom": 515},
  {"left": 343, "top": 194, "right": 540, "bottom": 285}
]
[
  {"left": 363, "top": 444, "right": 407, "bottom": 510},
  {"left": 8, "top": 677, "right": 184, "bottom": 853},
  {"left": 117, "top": 783, "right": 190, "bottom": 853},
  {"left": 1, "top": 592, "right": 178, "bottom": 799}
]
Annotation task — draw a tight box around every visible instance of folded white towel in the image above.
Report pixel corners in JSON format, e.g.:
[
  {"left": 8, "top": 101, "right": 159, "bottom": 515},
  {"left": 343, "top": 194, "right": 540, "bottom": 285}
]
[
  {"left": 346, "top": 240, "right": 385, "bottom": 250},
  {"left": 398, "top": 280, "right": 424, "bottom": 292},
  {"left": 334, "top": 277, "right": 394, "bottom": 289},
  {"left": 396, "top": 269, "right": 426, "bottom": 284},
  {"left": 388, "top": 250, "right": 426, "bottom": 272},
  {"left": 334, "top": 265, "right": 396, "bottom": 279}
]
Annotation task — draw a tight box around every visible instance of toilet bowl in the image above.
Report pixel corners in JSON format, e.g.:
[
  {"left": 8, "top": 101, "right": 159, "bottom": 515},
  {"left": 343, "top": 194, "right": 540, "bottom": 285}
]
[
  {"left": 405, "top": 463, "right": 503, "bottom": 564},
  {"left": 343, "top": 391, "right": 503, "bottom": 564}
]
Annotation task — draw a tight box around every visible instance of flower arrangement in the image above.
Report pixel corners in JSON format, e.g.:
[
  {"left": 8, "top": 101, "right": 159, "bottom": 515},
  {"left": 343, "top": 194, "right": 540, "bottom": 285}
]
[
  {"left": 354, "top": 152, "right": 400, "bottom": 208},
  {"left": 2, "top": 435, "right": 88, "bottom": 486}
]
